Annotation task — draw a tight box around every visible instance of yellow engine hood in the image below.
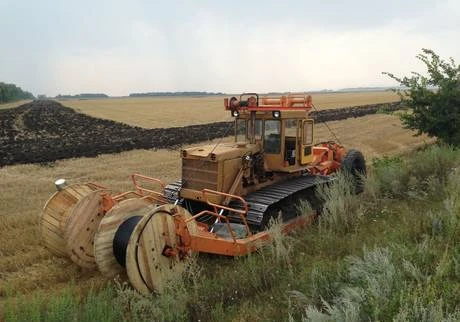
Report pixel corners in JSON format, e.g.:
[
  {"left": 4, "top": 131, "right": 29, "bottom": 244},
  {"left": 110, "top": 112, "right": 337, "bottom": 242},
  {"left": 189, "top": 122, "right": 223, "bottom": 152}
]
[{"left": 181, "top": 142, "right": 261, "bottom": 161}]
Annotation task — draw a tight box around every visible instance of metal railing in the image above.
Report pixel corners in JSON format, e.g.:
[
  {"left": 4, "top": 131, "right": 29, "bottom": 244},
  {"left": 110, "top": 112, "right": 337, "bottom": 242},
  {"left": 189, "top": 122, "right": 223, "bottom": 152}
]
[{"left": 185, "top": 189, "right": 251, "bottom": 241}]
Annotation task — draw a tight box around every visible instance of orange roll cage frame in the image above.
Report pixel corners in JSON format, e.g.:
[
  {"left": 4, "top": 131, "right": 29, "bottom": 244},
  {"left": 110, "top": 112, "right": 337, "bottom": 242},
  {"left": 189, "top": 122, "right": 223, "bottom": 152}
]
[
  {"left": 172, "top": 186, "right": 316, "bottom": 257},
  {"left": 224, "top": 92, "right": 313, "bottom": 113}
]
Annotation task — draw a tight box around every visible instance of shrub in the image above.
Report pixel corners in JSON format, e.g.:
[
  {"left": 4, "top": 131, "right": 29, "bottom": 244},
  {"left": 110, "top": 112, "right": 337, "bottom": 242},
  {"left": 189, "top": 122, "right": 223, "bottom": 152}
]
[
  {"left": 409, "top": 144, "right": 459, "bottom": 188},
  {"left": 384, "top": 49, "right": 460, "bottom": 146},
  {"left": 365, "top": 145, "right": 460, "bottom": 199},
  {"left": 294, "top": 248, "right": 399, "bottom": 321},
  {"left": 429, "top": 167, "right": 460, "bottom": 243},
  {"left": 366, "top": 156, "right": 410, "bottom": 198}
]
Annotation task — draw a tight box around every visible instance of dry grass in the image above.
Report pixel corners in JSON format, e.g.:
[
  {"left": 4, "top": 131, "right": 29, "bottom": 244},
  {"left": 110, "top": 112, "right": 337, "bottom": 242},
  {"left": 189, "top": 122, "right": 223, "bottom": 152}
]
[
  {"left": 59, "top": 96, "right": 229, "bottom": 128},
  {"left": 0, "top": 149, "right": 181, "bottom": 311},
  {"left": 59, "top": 91, "right": 399, "bottom": 128},
  {"left": 0, "top": 100, "right": 32, "bottom": 110},
  {"left": 0, "top": 112, "right": 430, "bottom": 308},
  {"left": 314, "top": 113, "right": 432, "bottom": 158}
]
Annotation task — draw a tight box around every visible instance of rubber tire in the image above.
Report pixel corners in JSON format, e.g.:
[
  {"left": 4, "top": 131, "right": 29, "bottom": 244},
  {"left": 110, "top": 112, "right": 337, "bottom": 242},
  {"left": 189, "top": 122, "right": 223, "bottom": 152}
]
[{"left": 341, "top": 149, "right": 366, "bottom": 194}]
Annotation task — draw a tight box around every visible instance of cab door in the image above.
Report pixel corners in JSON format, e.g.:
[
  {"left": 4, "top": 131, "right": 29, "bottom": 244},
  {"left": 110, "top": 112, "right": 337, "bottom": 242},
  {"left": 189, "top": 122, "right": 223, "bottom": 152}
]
[{"left": 299, "top": 120, "right": 314, "bottom": 164}]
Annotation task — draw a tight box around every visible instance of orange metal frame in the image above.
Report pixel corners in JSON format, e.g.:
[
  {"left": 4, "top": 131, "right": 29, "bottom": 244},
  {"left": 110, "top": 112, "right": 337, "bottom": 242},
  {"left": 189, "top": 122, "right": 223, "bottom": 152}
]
[
  {"left": 131, "top": 173, "right": 167, "bottom": 204},
  {"left": 171, "top": 188, "right": 317, "bottom": 257},
  {"left": 224, "top": 93, "right": 313, "bottom": 113},
  {"left": 99, "top": 173, "right": 168, "bottom": 213},
  {"left": 185, "top": 189, "right": 252, "bottom": 241},
  {"left": 309, "top": 142, "right": 346, "bottom": 175}
]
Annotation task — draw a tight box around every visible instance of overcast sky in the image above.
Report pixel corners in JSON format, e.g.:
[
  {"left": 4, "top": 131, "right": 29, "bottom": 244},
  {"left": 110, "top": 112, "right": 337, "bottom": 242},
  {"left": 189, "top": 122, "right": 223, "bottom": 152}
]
[{"left": 1, "top": 0, "right": 459, "bottom": 96}]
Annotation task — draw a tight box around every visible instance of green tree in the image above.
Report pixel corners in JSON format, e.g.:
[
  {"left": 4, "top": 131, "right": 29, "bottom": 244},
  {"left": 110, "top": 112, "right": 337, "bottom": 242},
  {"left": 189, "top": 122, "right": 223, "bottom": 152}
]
[
  {"left": 384, "top": 49, "right": 460, "bottom": 146},
  {"left": 0, "top": 82, "right": 34, "bottom": 103}
]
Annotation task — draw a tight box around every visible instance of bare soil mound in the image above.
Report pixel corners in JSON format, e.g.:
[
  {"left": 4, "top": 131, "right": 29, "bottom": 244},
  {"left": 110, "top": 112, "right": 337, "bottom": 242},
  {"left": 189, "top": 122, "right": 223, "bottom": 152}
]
[{"left": 0, "top": 100, "right": 400, "bottom": 166}]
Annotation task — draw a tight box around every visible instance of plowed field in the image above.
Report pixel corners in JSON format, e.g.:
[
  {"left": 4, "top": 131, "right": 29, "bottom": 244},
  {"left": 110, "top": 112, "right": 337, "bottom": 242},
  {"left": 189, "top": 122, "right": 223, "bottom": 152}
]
[{"left": 0, "top": 100, "right": 400, "bottom": 166}]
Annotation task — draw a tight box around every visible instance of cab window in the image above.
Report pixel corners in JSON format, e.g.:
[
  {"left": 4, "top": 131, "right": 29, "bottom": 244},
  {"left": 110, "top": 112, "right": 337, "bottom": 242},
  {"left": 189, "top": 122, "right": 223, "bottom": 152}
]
[
  {"left": 285, "top": 119, "right": 298, "bottom": 165},
  {"left": 248, "top": 119, "right": 263, "bottom": 141},
  {"left": 285, "top": 119, "right": 297, "bottom": 137},
  {"left": 264, "top": 120, "right": 281, "bottom": 153},
  {"left": 302, "top": 121, "right": 313, "bottom": 145},
  {"left": 236, "top": 119, "right": 247, "bottom": 142}
]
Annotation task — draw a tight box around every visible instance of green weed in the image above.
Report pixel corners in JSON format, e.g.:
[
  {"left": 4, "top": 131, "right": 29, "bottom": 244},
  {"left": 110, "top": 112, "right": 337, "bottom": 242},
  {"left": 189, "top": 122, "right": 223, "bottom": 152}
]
[{"left": 316, "top": 173, "right": 364, "bottom": 233}]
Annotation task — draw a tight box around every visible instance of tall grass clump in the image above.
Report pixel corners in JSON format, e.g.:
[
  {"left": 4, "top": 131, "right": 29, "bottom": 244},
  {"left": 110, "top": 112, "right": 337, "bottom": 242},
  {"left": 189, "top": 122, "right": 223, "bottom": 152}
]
[
  {"left": 428, "top": 166, "right": 460, "bottom": 246},
  {"left": 409, "top": 145, "right": 458, "bottom": 185},
  {"left": 43, "top": 286, "right": 80, "bottom": 322},
  {"left": 316, "top": 172, "right": 363, "bottom": 233},
  {"left": 80, "top": 286, "right": 124, "bottom": 322},
  {"left": 3, "top": 291, "right": 43, "bottom": 322},
  {"left": 366, "top": 144, "right": 460, "bottom": 200},
  {"left": 114, "top": 281, "right": 189, "bottom": 322},
  {"left": 440, "top": 168, "right": 460, "bottom": 241},
  {"left": 300, "top": 247, "right": 399, "bottom": 322},
  {"left": 366, "top": 156, "right": 410, "bottom": 198},
  {"left": 266, "top": 214, "right": 298, "bottom": 267},
  {"left": 3, "top": 284, "right": 123, "bottom": 322},
  {"left": 292, "top": 246, "right": 460, "bottom": 321},
  {"left": 113, "top": 258, "right": 202, "bottom": 322},
  {"left": 393, "top": 297, "right": 460, "bottom": 322}
]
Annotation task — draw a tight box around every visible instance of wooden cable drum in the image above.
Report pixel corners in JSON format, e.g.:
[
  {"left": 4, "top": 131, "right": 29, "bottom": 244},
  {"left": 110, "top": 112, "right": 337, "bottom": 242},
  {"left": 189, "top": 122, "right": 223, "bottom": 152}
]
[
  {"left": 63, "top": 189, "right": 114, "bottom": 269},
  {"left": 93, "top": 197, "right": 159, "bottom": 278},
  {"left": 125, "top": 204, "right": 198, "bottom": 295},
  {"left": 40, "top": 183, "right": 101, "bottom": 257}
]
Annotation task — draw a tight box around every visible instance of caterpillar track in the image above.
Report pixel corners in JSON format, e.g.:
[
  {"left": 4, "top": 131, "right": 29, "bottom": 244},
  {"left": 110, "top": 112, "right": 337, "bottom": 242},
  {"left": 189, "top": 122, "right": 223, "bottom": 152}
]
[
  {"left": 228, "top": 175, "right": 332, "bottom": 230},
  {"left": 165, "top": 175, "right": 332, "bottom": 231}
]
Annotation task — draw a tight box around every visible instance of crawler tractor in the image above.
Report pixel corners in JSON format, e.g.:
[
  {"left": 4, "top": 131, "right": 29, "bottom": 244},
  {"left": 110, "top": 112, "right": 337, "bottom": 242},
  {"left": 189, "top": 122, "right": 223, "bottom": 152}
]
[{"left": 40, "top": 93, "right": 366, "bottom": 294}]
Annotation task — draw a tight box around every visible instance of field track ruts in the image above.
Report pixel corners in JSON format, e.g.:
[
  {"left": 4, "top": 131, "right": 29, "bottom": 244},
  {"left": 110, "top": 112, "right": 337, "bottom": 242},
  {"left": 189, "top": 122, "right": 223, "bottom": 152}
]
[{"left": 0, "top": 100, "right": 400, "bottom": 166}]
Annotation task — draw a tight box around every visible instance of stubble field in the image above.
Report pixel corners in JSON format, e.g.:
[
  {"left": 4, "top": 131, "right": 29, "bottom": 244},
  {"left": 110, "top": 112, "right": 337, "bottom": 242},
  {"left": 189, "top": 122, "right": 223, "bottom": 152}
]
[
  {"left": 0, "top": 100, "right": 32, "bottom": 110},
  {"left": 59, "top": 91, "right": 399, "bottom": 128}
]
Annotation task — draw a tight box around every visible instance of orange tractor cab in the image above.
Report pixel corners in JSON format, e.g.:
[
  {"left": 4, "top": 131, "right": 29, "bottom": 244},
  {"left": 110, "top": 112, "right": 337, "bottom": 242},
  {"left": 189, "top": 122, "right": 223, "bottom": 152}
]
[{"left": 40, "top": 93, "right": 366, "bottom": 294}]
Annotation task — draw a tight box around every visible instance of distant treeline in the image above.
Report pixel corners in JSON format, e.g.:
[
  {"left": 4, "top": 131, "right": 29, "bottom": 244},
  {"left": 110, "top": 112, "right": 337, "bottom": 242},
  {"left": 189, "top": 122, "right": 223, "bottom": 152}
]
[
  {"left": 0, "top": 82, "right": 34, "bottom": 103},
  {"left": 55, "top": 93, "right": 109, "bottom": 99},
  {"left": 129, "top": 91, "right": 225, "bottom": 97}
]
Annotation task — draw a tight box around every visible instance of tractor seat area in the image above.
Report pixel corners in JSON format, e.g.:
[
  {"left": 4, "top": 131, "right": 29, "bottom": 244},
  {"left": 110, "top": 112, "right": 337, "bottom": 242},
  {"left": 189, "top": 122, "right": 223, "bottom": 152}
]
[{"left": 211, "top": 222, "right": 248, "bottom": 239}]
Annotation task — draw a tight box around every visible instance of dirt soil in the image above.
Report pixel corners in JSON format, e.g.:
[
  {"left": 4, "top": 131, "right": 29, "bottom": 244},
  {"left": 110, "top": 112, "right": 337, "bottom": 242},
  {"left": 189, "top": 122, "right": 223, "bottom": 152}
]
[{"left": 0, "top": 100, "right": 400, "bottom": 167}]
